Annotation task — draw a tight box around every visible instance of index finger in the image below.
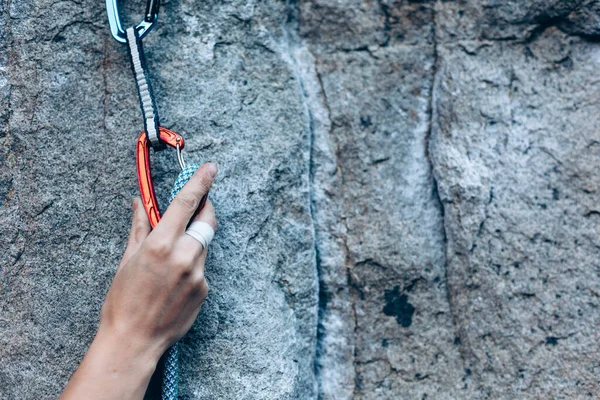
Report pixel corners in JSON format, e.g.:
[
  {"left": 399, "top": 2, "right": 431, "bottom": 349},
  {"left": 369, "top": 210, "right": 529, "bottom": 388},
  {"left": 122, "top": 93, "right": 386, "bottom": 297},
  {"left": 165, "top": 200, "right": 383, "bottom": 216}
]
[{"left": 156, "top": 162, "right": 218, "bottom": 235}]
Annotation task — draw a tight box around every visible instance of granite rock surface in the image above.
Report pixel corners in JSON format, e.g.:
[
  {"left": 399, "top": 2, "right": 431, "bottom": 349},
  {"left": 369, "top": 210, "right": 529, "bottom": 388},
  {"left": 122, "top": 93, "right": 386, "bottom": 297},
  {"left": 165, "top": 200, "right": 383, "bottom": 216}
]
[{"left": 1, "top": 0, "right": 599, "bottom": 399}]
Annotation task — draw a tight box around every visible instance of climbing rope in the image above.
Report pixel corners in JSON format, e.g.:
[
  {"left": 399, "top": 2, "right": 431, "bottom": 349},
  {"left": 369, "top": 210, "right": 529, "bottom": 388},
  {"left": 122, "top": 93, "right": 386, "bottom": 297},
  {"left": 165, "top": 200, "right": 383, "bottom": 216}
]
[
  {"left": 106, "top": 0, "right": 205, "bottom": 397},
  {"left": 162, "top": 163, "right": 200, "bottom": 399}
]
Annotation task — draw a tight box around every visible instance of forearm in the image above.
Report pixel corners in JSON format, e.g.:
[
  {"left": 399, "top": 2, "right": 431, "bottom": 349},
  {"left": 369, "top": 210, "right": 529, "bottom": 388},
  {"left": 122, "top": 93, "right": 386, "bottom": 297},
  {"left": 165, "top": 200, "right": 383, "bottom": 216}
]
[{"left": 60, "top": 325, "right": 162, "bottom": 400}]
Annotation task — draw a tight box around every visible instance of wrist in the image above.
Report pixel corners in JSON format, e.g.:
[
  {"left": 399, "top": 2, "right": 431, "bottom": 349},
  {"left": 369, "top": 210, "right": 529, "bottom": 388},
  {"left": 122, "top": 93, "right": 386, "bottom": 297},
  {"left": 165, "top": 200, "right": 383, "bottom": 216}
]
[
  {"left": 93, "top": 323, "right": 164, "bottom": 369},
  {"left": 84, "top": 325, "right": 163, "bottom": 388},
  {"left": 60, "top": 325, "right": 163, "bottom": 400}
]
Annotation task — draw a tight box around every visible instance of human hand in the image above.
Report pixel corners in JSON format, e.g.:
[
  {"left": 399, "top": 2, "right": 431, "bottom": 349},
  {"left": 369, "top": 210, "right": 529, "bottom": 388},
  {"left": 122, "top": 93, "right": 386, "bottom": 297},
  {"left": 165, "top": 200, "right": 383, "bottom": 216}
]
[
  {"left": 60, "top": 162, "right": 217, "bottom": 400},
  {"left": 100, "top": 162, "right": 217, "bottom": 355}
]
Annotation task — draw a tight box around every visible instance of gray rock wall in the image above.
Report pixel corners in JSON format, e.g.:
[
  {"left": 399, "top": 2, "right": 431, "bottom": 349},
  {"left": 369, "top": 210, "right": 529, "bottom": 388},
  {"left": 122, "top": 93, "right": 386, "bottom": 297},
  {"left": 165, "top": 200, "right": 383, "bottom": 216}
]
[{"left": 1, "top": 0, "right": 599, "bottom": 399}]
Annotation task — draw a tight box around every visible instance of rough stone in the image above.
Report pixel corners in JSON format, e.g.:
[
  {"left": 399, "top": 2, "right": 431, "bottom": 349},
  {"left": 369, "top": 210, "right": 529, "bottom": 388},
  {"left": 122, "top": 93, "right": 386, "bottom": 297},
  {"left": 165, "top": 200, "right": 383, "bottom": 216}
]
[
  {"left": 1, "top": 0, "right": 317, "bottom": 398},
  {"left": 431, "top": 26, "right": 600, "bottom": 400},
  {"left": 2, "top": 0, "right": 600, "bottom": 399}
]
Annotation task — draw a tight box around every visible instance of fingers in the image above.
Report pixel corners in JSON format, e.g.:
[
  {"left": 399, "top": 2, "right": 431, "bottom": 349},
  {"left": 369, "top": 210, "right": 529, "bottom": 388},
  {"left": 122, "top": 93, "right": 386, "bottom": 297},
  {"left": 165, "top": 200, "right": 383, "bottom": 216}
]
[
  {"left": 191, "top": 198, "right": 217, "bottom": 229},
  {"left": 119, "top": 198, "right": 151, "bottom": 268},
  {"left": 191, "top": 251, "right": 209, "bottom": 302},
  {"left": 157, "top": 163, "right": 217, "bottom": 235},
  {"left": 178, "top": 199, "right": 217, "bottom": 259},
  {"left": 193, "top": 273, "right": 209, "bottom": 305},
  {"left": 172, "top": 200, "right": 214, "bottom": 304}
]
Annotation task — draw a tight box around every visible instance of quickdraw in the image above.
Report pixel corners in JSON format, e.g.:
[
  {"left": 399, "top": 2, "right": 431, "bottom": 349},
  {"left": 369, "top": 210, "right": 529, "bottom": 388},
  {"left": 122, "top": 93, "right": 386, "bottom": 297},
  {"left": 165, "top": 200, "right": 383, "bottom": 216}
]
[
  {"left": 106, "top": 0, "right": 205, "bottom": 398},
  {"left": 106, "top": 0, "right": 206, "bottom": 229}
]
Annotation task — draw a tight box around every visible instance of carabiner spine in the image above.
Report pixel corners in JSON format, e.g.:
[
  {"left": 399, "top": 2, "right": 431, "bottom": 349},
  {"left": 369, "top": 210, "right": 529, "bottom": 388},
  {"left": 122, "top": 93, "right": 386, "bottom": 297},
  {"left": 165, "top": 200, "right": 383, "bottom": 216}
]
[{"left": 136, "top": 127, "right": 185, "bottom": 228}]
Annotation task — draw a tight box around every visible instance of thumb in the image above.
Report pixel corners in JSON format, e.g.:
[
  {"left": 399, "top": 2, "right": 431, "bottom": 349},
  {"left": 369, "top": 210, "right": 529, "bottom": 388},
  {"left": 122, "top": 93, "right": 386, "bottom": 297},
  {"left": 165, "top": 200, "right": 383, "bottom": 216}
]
[{"left": 119, "top": 197, "right": 151, "bottom": 269}]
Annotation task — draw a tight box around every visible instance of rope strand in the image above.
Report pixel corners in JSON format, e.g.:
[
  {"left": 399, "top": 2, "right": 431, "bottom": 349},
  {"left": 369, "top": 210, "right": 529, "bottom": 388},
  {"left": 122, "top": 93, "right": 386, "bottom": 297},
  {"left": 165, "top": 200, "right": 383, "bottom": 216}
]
[{"left": 161, "top": 163, "right": 201, "bottom": 400}]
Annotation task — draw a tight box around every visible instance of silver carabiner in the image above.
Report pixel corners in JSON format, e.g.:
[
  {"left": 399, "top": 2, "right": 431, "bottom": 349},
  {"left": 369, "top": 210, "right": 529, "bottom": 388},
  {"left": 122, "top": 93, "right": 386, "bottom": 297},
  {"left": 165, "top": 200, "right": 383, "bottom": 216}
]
[{"left": 106, "top": 0, "right": 159, "bottom": 43}]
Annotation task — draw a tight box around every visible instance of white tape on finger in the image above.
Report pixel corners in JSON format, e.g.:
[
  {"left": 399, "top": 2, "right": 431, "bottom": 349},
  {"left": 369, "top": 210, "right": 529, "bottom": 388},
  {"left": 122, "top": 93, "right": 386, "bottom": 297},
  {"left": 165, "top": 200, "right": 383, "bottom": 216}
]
[{"left": 185, "top": 221, "right": 215, "bottom": 249}]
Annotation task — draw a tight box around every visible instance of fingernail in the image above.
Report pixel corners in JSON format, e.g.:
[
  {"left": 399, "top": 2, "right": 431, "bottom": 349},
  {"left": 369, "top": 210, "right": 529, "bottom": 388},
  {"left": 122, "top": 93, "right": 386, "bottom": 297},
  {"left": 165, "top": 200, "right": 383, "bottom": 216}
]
[{"left": 206, "top": 163, "right": 218, "bottom": 178}]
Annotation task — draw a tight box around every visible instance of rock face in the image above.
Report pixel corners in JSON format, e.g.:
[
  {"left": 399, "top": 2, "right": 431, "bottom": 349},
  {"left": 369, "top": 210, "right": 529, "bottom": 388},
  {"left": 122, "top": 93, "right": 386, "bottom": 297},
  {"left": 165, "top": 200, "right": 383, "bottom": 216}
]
[{"left": 1, "top": 0, "right": 599, "bottom": 399}]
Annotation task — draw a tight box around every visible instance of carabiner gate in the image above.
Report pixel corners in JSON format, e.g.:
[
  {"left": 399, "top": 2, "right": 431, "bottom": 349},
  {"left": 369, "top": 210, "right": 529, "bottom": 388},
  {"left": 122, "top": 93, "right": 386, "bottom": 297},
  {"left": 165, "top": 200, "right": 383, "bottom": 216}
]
[{"left": 106, "top": 0, "right": 159, "bottom": 43}]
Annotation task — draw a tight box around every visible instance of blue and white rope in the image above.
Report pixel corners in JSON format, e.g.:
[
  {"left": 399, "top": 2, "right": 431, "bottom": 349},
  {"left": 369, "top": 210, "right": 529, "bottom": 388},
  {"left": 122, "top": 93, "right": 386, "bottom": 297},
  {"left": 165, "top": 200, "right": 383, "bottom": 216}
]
[
  {"left": 169, "top": 164, "right": 200, "bottom": 203},
  {"left": 162, "top": 163, "right": 201, "bottom": 400}
]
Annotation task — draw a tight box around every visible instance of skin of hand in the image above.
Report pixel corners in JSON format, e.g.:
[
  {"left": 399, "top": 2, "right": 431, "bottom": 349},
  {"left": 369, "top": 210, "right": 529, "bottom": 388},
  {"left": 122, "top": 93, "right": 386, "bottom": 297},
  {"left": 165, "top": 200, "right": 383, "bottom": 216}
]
[{"left": 60, "top": 162, "right": 218, "bottom": 400}]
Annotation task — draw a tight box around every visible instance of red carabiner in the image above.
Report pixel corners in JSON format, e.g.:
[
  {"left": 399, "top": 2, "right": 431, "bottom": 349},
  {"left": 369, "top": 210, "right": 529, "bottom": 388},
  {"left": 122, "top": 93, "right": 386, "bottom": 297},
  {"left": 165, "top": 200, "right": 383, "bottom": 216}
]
[{"left": 136, "top": 126, "right": 184, "bottom": 228}]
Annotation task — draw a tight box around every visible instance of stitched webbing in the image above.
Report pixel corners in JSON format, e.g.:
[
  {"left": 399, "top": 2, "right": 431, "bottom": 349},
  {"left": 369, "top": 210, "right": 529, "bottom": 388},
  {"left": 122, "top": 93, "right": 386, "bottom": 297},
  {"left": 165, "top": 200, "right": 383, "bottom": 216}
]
[{"left": 126, "top": 27, "right": 163, "bottom": 150}]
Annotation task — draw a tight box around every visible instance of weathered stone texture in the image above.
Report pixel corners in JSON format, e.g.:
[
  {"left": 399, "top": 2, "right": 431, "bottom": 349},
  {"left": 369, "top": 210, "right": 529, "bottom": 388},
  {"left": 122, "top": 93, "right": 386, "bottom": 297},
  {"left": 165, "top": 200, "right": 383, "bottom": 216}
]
[
  {"left": 294, "top": 1, "right": 468, "bottom": 398},
  {"left": 1, "top": 0, "right": 317, "bottom": 399},
  {"left": 2, "top": 0, "right": 600, "bottom": 399},
  {"left": 431, "top": 28, "right": 600, "bottom": 400}
]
